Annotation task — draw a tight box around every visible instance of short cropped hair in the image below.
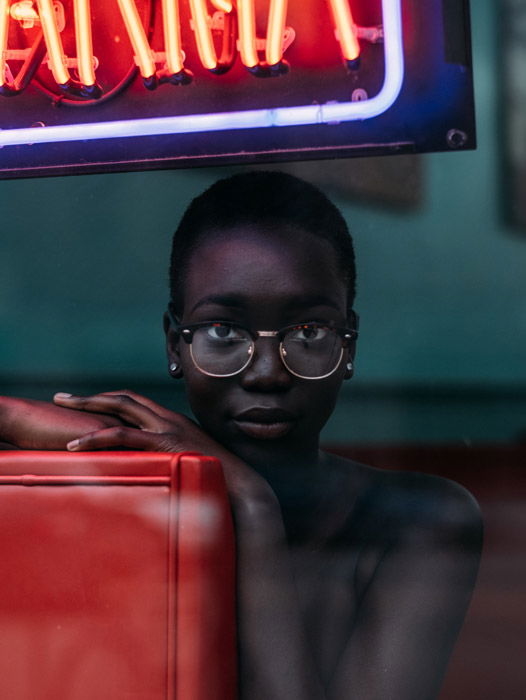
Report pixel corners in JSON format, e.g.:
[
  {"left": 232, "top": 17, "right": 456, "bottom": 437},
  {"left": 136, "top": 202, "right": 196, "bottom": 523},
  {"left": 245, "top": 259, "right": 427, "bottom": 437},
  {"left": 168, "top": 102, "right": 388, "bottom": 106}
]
[{"left": 169, "top": 171, "right": 356, "bottom": 314}]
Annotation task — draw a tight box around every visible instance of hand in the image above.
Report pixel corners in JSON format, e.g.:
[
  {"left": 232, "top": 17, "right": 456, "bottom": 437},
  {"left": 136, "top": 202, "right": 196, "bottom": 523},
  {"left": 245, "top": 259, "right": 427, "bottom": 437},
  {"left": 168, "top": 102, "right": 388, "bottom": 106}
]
[
  {"left": 53, "top": 390, "right": 275, "bottom": 506},
  {"left": 0, "top": 395, "right": 125, "bottom": 450},
  {"left": 54, "top": 389, "right": 219, "bottom": 454}
]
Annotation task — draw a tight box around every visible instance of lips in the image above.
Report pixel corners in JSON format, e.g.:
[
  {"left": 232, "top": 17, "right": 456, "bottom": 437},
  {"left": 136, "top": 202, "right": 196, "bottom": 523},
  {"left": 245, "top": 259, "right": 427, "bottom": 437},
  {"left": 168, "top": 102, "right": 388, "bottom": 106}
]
[{"left": 232, "top": 407, "right": 296, "bottom": 440}]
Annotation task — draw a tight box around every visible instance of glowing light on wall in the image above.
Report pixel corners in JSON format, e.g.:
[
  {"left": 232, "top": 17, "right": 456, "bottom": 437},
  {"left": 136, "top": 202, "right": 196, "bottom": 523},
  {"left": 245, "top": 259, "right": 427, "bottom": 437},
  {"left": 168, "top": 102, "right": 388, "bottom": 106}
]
[{"left": 0, "top": 0, "right": 404, "bottom": 148}]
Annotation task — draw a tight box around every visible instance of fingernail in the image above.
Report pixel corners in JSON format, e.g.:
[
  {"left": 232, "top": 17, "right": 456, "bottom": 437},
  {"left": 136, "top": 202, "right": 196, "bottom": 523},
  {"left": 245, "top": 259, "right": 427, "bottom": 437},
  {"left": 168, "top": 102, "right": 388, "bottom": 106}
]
[
  {"left": 67, "top": 439, "right": 80, "bottom": 450},
  {"left": 55, "top": 393, "right": 73, "bottom": 399}
]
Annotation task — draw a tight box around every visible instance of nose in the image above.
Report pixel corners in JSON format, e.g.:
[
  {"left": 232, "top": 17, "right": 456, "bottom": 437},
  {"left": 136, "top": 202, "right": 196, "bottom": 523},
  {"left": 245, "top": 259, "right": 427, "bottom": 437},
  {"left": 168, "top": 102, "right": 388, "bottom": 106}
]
[{"left": 239, "top": 337, "right": 292, "bottom": 391}]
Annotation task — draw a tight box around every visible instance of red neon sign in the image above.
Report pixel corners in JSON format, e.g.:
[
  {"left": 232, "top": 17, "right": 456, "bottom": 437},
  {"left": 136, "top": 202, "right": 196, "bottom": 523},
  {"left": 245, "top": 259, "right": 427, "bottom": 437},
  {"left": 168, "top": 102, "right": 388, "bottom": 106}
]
[
  {"left": 0, "top": 1, "right": 476, "bottom": 176},
  {"left": 0, "top": 0, "right": 373, "bottom": 98}
]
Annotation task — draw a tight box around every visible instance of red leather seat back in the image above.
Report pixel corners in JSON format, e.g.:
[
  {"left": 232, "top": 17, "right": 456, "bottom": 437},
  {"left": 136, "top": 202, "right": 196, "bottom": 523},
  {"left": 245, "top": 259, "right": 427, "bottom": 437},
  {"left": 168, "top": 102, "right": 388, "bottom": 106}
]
[{"left": 0, "top": 451, "right": 236, "bottom": 700}]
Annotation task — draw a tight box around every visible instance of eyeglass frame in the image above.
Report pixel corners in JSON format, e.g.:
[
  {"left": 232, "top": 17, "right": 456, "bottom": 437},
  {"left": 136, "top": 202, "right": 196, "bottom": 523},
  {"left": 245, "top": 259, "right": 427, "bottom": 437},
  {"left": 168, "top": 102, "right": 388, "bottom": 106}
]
[{"left": 167, "top": 307, "right": 359, "bottom": 380}]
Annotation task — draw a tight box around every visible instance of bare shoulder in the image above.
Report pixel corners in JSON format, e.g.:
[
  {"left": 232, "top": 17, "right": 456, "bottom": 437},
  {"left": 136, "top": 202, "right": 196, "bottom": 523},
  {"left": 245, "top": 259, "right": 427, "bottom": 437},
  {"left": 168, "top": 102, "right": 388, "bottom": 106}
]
[
  {"left": 320, "top": 455, "right": 483, "bottom": 700},
  {"left": 324, "top": 451, "right": 483, "bottom": 548}
]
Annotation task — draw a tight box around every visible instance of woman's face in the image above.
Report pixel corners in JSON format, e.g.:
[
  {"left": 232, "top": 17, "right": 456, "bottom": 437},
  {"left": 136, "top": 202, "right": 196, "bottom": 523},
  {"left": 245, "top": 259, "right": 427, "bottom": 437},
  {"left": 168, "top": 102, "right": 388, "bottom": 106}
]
[{"left": 167, "top": 224, "right": 354, "bottom": 468}]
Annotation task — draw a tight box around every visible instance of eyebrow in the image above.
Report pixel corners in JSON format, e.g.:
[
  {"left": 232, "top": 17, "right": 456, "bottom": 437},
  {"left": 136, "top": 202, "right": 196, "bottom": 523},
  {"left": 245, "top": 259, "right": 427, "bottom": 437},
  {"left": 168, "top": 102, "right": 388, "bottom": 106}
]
[
  {"left": 283, "top": 295, "right": 343, "bottom": 313},
  {"left": 189, "top": 293, "right": 343, "bottom": 315},
  {"left": 189, "top": 294, "right": 248, "bottom": 314}
]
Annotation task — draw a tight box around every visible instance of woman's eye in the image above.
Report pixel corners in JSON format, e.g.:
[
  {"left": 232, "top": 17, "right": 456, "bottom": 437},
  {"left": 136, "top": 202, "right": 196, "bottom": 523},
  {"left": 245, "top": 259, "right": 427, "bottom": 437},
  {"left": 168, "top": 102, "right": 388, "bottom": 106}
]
[
  {"left": 289, "top": 325, "right": 327, "bottom": 342},
  {"left": 206, "top": 323, "right": 245, "bottom": 341}
]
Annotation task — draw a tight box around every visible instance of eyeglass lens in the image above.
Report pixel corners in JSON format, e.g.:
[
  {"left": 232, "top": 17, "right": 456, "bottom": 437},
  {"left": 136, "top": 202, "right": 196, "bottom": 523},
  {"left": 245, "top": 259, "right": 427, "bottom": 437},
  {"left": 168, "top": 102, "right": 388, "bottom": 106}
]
[
  {"left": 282, "top": 325, "right": 342, "bottom": 377},
  {"left": 189, "top": 324, "right": 343, "bottom": 378},
  {"left": 191, "top": 324, "right": 252, "bottom": 376}
]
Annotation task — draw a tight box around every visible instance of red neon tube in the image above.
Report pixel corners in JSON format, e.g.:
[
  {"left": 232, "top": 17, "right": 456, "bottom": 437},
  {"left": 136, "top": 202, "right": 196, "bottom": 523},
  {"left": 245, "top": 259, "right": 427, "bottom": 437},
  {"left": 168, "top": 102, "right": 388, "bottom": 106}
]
[
  {"left": 73, "top": 0, "right": 97, "bottom": 88},
  {"left": 0, "top": 0, "right": 11, "bottom": 89},
  {"left": 161, "top": 0, "right": 184, "bottom": 74},
  {"left": 188, "top": 0, "right": 235, "bottom": 74},
  {"left": 188, "top": 0, "right": 218, "bottom": 70},
  {"left": 36, "top": 0, "right": 71, "bottom": 85},
  {"left": 266, "top": 0, "right": 288, "bottom": 68},
  {"left": 328, "top": 0, "right": 361, "bottom": 66},
  {"left": 116, "top": 0, "right": 156, "bottom": 85},
  {"left": 236, "top": 0, "right": 258, "bottom": 69}
]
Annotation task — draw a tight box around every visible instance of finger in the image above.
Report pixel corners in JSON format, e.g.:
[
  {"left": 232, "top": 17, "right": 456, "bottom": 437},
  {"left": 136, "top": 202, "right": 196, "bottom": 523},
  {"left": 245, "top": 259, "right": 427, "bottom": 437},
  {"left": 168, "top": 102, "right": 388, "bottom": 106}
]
[
  {"left": 67, "top": 426, "right": 179, "bottom": 452},
  {"left": 97, "top": 390, "right": 176, "bottom": 421},
  {"left": 54, "top": 393, "right": 165, "bottom": 432}
]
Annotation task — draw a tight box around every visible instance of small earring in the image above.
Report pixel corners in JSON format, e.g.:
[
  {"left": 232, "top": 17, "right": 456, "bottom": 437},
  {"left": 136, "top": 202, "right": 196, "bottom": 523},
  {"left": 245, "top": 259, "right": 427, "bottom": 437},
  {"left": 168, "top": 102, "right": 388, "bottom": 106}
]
[
  {"left": 169, "top": 362, "right": 178, "bottom": 373},
  {"left": 346, "top": 362, "right": 353, "bottom": 372}
]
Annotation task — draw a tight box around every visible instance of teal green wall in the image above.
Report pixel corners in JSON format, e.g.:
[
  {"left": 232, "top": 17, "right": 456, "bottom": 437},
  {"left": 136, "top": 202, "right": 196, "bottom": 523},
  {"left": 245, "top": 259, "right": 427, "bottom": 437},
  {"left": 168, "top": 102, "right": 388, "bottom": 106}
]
[{"left": 1, "top": 0, "right": 525, "bottom": 442}]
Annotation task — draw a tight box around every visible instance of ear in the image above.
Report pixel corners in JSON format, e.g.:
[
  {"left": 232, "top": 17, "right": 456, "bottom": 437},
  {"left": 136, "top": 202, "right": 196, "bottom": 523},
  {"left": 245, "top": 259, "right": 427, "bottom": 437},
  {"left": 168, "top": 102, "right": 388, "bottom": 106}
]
[
  {"left": 343, "top": 348, "right": 355, "bottom": 380},
  {"left": 343, "top": 311, "right": 358, "bottom": 380},
  {"left": 163, "top": 311, "right": 183, "bottom": 379}
]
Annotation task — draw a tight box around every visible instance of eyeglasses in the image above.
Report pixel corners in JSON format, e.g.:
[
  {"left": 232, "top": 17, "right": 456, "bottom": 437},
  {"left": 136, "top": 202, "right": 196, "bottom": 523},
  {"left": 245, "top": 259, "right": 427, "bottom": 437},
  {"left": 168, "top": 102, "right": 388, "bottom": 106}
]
[{"left": 170, "top": 311, "right": 358, "bottom": 380}]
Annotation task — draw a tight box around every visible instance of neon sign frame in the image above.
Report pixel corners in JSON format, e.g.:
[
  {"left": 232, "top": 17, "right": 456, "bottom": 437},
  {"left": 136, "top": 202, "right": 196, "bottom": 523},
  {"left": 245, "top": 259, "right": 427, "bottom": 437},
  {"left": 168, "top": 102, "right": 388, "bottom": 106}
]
[
  {"left": 0, "top": 0, "right": 404, "bottom": 147},
  {"left": 0, "top": 0, "right": 476, "bottom": 177}
]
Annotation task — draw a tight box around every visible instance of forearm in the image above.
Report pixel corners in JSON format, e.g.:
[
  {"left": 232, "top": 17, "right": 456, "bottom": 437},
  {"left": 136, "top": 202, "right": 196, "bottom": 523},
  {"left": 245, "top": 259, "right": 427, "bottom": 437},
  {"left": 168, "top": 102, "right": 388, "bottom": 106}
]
[
  {"left": 0, "top": 396, "right": 124, "bottom": 450},
  {"left": 233, "top": 493, "right": 325, "bottom": 700}
]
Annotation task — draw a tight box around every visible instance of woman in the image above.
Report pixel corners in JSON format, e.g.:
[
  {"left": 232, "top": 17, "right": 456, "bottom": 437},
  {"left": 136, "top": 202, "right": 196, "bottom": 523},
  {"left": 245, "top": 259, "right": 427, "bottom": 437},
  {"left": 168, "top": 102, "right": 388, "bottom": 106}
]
[{"left": 0, "top": 172, "right": 482, "bottom": 699}]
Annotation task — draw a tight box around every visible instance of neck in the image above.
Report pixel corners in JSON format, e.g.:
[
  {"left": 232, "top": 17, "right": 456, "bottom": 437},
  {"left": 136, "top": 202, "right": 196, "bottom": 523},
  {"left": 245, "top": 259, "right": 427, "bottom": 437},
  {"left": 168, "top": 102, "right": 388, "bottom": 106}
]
[
  {"left": 235, "top": 441, "right": 332, "bottom": 514},
  {"left": 256, "top": 449, "right": 345, "bottom": 544},
  {"left": 235, "top": 440, "right": 321, "bottom": 478}
]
